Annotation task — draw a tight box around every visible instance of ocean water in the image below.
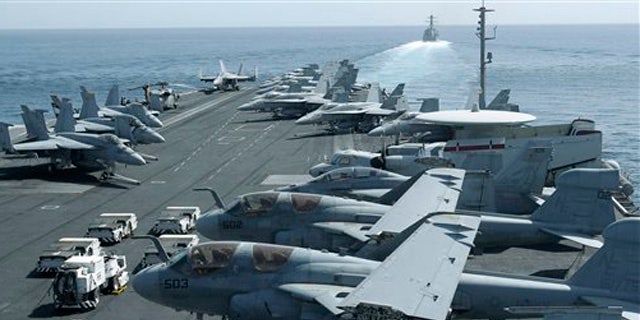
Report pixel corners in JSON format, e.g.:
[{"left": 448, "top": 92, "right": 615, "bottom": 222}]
[{"left": 0, "top": 25, "right": 638, "bottom": 200}]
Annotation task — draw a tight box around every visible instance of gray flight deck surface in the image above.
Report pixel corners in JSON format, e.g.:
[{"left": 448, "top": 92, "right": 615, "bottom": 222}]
[{"left": 0, "top": 88, "right": 591, "bottom": 320}]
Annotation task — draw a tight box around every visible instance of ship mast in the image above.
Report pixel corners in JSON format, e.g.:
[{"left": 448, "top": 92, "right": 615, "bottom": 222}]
[
  {"left": 474, "top": 1, "right": 496, "bottom": 110},
  {"left": 428, "top": 15, "right": 434, "bottom": 29}
]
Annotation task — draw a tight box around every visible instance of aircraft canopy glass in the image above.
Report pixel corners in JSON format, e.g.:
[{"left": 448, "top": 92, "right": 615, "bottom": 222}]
[
  {"left": 188, "top": 242, "right": 239, "bottom": 272},
  {"left": 331, "top": 154, "right": 351, "bottom": 165},
  {"left": 313, "top": 167, "right": 394, "bottom": 183},
  {"left": 290, "top": 194, "right": 321, "bottom": 213},
  {"left": 226, "top": 193, "right": 279, "bottom": 217},
  {"left": 101, "top": 134, "right": 122, "bottom": 145},
  {"left": 252, "top": 244, "right": 293, "bottom": 272},
  {"left": 240, "top": 193, "right": 278, "bottom": 216}
]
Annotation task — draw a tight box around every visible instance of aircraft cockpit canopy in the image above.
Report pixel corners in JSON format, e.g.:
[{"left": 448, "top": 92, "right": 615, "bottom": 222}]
[
  {"left": 290, "top": 194, "right": 321, "bottom": 213},
  {"left": 330, "top": 154, "right": 350, "bottom": 165},
  {"left": 226, "top": 193, "right": 278, "bottom": 217},
  {"left": 101, "top": 134, "right": 122, "bottom": 145},
  {"left": 252, "top": 244, "right": 293, "bottom": 272},
  {"left": 312, "top": 167, "right": 397, "bottom": 182},
  {"left": 188, "top": 242, "right": 239, "bottom": 273}
]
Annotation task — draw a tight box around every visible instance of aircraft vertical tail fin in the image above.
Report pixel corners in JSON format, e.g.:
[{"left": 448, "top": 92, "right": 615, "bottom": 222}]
[
  {"left": 492, "top": 144, "right": 552, "bottom": 213},
  {"left": 0, "top": 122, "right": 15, "bottom": 153},
  {"left": 380, "top": 95, "right": 408, "bottom": 112},
  {"left": 237, "top": 63, "right": 243, "bottom": 75},
  {"left": 52, "top": 95, "right": 77, "bottom": 133},
  {"left": 379, "top": 84, "right": 406, "bottom": 110},
  {"left": 568, "top": 218, "right": 640, "bottom": 303},
  {"left": 532, "top": 168, "right": 618, "bottom": 235},
  {"left": 105, "top": 85, "right": 120, "bottom": 106},
  {"left": 149, "top": 94, "right": 163, "bottom": 113},
  {"left": 331, "top": 89, "right": 349, "bottom": 103},
  {"left": 219, "top": 60, "right": 227, "bottom": 74},
  {"left": 113, "top": 115, "right": 134, "bottom": 141},
  {"left": 418, "top": 98, "right": 440, "bottom": 112},
  {"left": 487, "top": 89, "right": 510, "bottom": 109},
  {"left": 388, "top": 83, "right": 405, "bottom": 97},
  {"left": 365, "top": 83, "right": 381, "bottom": 103},
  {"left": 79, "top": 86, "right": 100, "bottom": 119},
  {"left": 20, "top": 105, "right": 49, "bottom": 141},
  {"left": 486, "top": 89, "right": 519, "bottom": 112}
]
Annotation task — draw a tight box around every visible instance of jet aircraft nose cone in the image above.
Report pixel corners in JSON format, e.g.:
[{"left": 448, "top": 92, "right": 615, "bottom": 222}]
[
  {"left": 147, "top": 131, "right": 166, "bottom": 144},
  {"left": 368, "top": 122, "right": 400, "bottom": 136},
  {"left": 295, "top": 113, "right": 315, "bottom": 125},
  {"left": 196, "top": 212, "right": 219, "bottom": 239},
  {"left": 367, "top": 125, "right": 385, "bottom": 136},
  {"left": 147, "top": 116, "right": 164, "bottom": 128},
  {"left": 237, "top": 101, "right": 255, "bottom": 111},
  {"left": 132, "top": 265, "right": 161, "bottom": 302},
  {"left": 128, "top": 152, "right": 147, "bottom": 166}
]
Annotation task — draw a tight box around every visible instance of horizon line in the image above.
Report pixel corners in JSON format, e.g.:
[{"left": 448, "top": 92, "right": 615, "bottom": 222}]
[{"left": 1, "top": 22, "right": 638, "bottom": 31}]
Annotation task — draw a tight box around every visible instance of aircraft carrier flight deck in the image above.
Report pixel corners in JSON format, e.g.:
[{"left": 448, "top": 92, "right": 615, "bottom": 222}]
[{"left": 0, "top": 88, "right": 595, "bottom": 320}]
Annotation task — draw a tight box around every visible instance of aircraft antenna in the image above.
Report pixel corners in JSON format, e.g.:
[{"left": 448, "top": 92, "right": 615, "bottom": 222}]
[{"left": 474, "top": 1, "right": 497, "bottom": 109}]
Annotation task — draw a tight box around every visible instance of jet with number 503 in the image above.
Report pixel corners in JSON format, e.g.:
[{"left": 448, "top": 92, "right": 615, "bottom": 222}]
[
  {"left": 132, "top": 207, "right": 640, "bottom": 320},
  {"left": 196, "top": 166, "right": 621, "bottom": 256}
]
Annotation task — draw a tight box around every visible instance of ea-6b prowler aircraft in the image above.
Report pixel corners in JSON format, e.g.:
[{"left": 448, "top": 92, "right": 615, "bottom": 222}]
[
  {"left": 199, "top": 60, "right": 257, "bottom": 91},
  {"left": 196, "top": 167, "right": 619, "bottom": 257},
  {"left": 133, "top": 212, "right": 639, "bottom": 320},
  {"left": 134, "top": 212, "right": 482, "bottom": 320},
  {"left": 0, "top": 105, "right": 146, "bottom": 183}
]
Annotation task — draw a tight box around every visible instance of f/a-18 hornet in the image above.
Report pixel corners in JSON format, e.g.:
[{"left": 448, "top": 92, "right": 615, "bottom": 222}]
[
  {"left": 199, "top": 60, "right": 257, "bottom": 91},
  {"left": 0, "top": 105, "right": 146, "bottom": 183}
]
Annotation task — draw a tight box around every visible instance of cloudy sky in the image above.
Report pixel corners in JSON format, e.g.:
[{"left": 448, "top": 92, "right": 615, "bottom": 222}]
[{"left": 0, "top": 0, "right": 637, "bottom": 29}]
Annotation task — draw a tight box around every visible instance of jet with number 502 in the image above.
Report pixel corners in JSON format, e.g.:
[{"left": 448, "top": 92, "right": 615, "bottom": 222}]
[{"left": 196, "top": 166, "right": 620, "bottom": 256}]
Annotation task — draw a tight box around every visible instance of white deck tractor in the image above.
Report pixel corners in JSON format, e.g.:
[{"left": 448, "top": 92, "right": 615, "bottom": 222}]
[{"left": 52, "top": 254, "right": 128, "bottom": 311}]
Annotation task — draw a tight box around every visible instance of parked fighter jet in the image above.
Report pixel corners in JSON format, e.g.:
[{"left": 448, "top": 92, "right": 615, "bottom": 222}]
[
  {"left": 256, "top": 64, "right": 323, "bottom": 94},
  {"left": 199, "top": 60, "right": 257, "bottom": 91},
  {"left": 313, "top": 114, "right": 602, "bottom": 190},
  {"left": 367, "top": 89, "right": 518, "bottom": 139},
  {"left": 51, "top": 95, "right": 165, "bottom": 145},
  {"left": 195, "top": 169, "right": 461, "bottom": 254},
  {"left": 277, "top": 166, "right": 408, "bottom": 201},
  {"left": 237, "top": 60, "right": 358, "bottom": 118},
  {"left": 306, "top": 143, "right": 553, "bottom": 214},
  {"left": 133, "top": 212, "right": 481, "bottom": 320},
  {"left": 0, "top": 105, "right": 146, "bottom": 183},
  {"left": 197, "top": 167, "right": 618, "bottom": 256},
  {"left": 133, "top": 210, "right": 639, "bottom": 320},
  {"left": 79, "top": 86, "right": 163, "bottom": 128},
  {"left": 295, "top": 83, "right": 408, "bottom": 132}
]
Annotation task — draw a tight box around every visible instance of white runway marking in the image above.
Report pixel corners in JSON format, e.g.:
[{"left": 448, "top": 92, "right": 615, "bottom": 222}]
[
  {"left": 162, "top": 91, "right": 244, "bottom": 128},
  {"left": 0, "top": 181, "right": 93, "bottom": 194},
  {"left": 39, "top": 205, "right": 60, "bottom": 210},
  {"left": 207, "top": 122, "right": 277, "bottom": 182}
]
